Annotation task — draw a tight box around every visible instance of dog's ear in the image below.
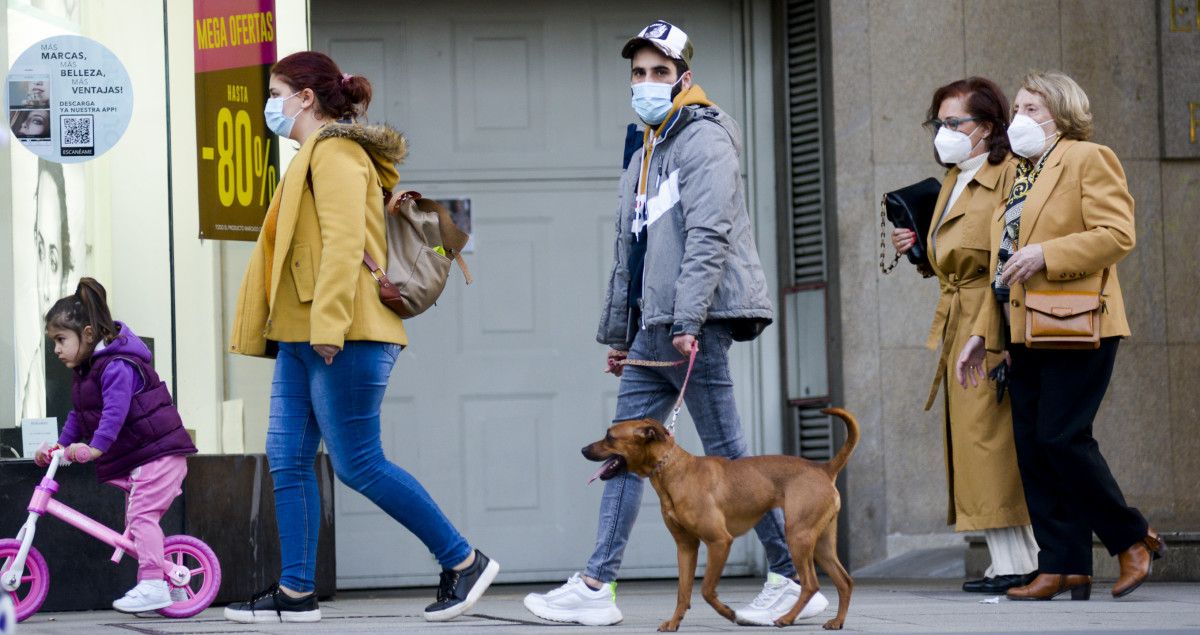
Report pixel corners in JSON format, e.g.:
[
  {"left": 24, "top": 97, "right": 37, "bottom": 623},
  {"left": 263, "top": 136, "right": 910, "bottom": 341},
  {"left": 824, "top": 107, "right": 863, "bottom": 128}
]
[{"left": 638, "top": 424, "right": 663, "bottom": 443}]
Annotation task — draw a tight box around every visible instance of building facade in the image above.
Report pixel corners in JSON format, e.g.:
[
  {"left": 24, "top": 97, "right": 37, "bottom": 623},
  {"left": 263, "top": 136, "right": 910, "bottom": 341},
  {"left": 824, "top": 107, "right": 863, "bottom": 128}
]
[{"left": 1, "top": 0, "right": 1195, "bottom": 588}]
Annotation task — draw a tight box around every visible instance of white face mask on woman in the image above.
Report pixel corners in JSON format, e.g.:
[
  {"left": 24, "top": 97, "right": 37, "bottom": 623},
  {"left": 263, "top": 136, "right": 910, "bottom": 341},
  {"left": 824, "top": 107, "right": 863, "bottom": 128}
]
[
  {"left": 1007, "top": 114, "right": 1056, "bottom": 158},
  {"left": 933, "top": 125, "right": 984, "bottom": 165}
]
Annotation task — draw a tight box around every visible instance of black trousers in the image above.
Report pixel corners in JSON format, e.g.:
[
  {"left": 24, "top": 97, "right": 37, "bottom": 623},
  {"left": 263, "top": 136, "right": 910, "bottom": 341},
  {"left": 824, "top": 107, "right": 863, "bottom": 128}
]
[{"left": 1007, "top": 338, "right": 1147, "bottom": 575}]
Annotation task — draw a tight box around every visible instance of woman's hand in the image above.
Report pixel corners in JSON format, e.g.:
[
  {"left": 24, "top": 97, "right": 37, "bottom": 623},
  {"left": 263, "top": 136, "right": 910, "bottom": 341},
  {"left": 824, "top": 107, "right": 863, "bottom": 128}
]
[
  {"left": 955, "top": 336, "right": 987, "bottom": 388},
  {"left": 891, "top": 228, "right": 917, "bottom": 254},
  {"left": 1000, "top": 243, "right": 1045, "bottom": 286},
  {"left": 312, "top": 344, "right": 341, "bottom": 366}
]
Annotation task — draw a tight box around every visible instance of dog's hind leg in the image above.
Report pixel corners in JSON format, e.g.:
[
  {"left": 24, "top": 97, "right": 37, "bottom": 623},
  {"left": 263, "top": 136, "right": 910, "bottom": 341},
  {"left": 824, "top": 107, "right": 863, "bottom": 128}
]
[
  {"left": 813, "top": 516, "right": 852, "bottom": 630},
  {"left": 698, "top": 532, "right": 736, "bottom": 622},
  {"left": 775, "top": 526, "right": 821, "bottom": 627},
  {"left": 658, "top": 524, "right": 699, "bottom": 632}
]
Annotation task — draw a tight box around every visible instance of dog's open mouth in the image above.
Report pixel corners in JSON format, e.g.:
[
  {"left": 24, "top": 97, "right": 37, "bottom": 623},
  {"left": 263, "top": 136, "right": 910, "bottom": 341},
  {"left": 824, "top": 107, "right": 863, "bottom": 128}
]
[{"left": 587, "top": 455, "right": 627, "bottom": 484}]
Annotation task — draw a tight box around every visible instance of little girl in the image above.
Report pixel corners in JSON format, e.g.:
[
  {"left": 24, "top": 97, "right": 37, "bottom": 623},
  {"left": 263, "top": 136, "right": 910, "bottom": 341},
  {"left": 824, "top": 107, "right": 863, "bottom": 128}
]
[{"left": 34, "top": 278, "right": 196, "bottom": 613}]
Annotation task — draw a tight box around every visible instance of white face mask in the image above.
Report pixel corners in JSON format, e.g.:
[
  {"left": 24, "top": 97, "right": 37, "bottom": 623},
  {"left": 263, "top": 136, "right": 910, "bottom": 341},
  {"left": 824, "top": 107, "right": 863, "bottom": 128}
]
[
  {"left": 933, "top": 125, "right": 984, "bottom": 165},
  {"left": 1007, "top": 114, "right": 1056, "bottom": 158}
]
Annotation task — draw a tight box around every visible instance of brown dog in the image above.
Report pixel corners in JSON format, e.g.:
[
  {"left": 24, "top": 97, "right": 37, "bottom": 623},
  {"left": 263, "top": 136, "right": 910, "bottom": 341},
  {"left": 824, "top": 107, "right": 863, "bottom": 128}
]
[{"left": 582, "top": 407, "right": 859, "bottom": 631}]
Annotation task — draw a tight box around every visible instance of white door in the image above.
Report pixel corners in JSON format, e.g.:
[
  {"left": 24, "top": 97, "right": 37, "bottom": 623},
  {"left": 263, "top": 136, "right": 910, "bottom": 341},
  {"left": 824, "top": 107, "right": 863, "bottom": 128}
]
[{"left": 313, "top": 0, "right": 757, "bottom": 588}]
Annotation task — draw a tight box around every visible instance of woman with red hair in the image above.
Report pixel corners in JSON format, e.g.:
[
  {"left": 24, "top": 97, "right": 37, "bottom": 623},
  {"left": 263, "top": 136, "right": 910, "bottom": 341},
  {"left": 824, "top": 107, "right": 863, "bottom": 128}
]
[
  {"left": 226, "top": 51, "right": 498, "bottom": 624},
  {"left": 893, "top": 77, "right": 1037, "bottom": 594}
]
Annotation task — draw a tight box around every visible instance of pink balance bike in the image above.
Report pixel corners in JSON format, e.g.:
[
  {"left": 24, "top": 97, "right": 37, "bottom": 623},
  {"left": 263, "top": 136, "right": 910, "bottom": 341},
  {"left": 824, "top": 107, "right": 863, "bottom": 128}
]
[{"left": 0, "top": 449, "right": 221, "bottom": 622}]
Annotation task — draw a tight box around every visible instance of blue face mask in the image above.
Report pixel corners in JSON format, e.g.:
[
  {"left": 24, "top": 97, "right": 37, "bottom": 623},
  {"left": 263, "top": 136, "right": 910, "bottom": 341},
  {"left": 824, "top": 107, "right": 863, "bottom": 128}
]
[
  {"left": 264, "top": 92, "right": 300, "bottom": 138},
  {"left": 630, "top": 77, "right": 682, "bottom": 126}
]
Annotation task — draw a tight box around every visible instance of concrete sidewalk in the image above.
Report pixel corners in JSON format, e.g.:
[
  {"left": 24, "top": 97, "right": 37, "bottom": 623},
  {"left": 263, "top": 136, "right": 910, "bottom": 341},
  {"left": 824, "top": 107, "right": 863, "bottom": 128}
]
[{"left": 12, "top": 578, "right": 1200, "bottom": 634}]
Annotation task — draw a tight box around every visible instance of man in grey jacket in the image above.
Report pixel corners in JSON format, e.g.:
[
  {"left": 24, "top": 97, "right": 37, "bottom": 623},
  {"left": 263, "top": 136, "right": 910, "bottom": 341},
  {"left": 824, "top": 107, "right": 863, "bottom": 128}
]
[{"left": 523, "top": 20, "right": 828, "bottom": 627}]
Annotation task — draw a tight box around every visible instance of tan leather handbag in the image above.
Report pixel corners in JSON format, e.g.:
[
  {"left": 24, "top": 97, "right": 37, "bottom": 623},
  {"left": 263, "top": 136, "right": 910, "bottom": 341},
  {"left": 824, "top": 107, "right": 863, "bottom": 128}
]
[{"left": 1023, "top": 270, "right": 1107, "bottom": 349}]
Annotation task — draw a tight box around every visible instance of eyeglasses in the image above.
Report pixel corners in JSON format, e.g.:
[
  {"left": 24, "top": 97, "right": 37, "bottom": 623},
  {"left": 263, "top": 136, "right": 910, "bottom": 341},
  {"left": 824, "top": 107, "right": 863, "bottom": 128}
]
[{"left": 924, "top": 116, "right": 980, "bottom": 132}]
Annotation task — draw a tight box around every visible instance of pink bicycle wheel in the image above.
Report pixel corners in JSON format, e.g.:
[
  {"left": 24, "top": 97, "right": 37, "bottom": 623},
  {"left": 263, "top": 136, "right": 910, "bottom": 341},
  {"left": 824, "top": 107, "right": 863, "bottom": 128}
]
[
  {"left": 0, "top": 539, "right": 50, "bottom": 622},
  {"left": 157, "top": 535, "right": 221, "bottom": 618}
]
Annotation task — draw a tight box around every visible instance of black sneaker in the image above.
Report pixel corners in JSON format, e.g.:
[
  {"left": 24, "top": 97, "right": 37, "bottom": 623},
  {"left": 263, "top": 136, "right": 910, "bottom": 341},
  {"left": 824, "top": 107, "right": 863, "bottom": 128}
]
[
  {"left": 224, "top": 583, "right": 321, "bottom": 623},
  {"left": 423, "top": 549, "right": 500, "bottom": 621}
]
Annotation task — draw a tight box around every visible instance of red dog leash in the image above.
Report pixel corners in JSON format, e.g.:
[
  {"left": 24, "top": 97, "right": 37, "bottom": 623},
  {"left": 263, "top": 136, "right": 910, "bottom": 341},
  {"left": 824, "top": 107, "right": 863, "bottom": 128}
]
[{"left": 607, "top": 342, "right": 698, "bottom": 436}]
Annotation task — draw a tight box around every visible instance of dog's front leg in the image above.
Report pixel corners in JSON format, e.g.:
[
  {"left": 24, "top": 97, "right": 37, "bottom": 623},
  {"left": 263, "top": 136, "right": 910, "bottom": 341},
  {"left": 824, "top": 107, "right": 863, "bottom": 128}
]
[
  {"left": 699, "top": 534, "right": 735, "bottom": 622},
  {"left": 659, "top": 525, "right": 698, "bottom": 632}
]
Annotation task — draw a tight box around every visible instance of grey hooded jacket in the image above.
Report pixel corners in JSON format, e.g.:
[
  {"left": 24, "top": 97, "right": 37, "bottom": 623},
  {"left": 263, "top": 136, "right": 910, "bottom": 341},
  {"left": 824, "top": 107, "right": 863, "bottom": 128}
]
[{"left": 597, "top": 104, "right": 773, "bottom": 350}]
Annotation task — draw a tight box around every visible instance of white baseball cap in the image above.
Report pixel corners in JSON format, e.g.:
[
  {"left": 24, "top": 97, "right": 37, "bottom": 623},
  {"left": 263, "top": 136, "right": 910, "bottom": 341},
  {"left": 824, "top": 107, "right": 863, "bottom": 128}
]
[{"left": 621, "top": 20, "right": 693, "bottom": 66}]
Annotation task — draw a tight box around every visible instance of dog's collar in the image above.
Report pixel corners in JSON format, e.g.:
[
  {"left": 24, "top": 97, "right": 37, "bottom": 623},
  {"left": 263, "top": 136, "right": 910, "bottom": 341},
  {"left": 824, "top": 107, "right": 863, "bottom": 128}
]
[{"left": 649, "top": 445, "right": 679, "bottom": 479}]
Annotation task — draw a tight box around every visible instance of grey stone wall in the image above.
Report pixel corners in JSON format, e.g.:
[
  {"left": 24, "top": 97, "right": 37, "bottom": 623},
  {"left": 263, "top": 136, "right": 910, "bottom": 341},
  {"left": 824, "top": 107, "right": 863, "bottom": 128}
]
[{"left": 829, "top": 0, "right": 1200, "bottom": 569}]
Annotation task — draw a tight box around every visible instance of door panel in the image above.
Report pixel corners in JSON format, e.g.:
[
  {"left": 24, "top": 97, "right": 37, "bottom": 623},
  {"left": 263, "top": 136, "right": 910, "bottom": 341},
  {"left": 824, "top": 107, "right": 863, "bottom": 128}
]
[{"left": 314, "top": 0, "right": 753, "bottom": 588}]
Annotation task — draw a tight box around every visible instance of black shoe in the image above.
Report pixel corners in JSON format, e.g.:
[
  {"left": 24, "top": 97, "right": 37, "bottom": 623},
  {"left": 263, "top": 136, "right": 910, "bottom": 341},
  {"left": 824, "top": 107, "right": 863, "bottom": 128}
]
[
  {"left": 224, "top": 583, "right": 321, "bottom": 623},
  {"left": 423, "top": 550, "right": 501, "bottom": 622},
  {"left": 962, "top": 577, "right": 993, "bottom": 593},
  {"left": 963, "top": 571, "right": 1039, "bottom": 594}
]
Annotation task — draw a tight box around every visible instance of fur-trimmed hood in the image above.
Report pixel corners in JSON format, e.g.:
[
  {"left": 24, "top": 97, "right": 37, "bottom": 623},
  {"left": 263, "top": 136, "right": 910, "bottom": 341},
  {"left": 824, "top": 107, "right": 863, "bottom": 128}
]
[{"left": 316, "top": 123, "right": 408, "bottom": 189}]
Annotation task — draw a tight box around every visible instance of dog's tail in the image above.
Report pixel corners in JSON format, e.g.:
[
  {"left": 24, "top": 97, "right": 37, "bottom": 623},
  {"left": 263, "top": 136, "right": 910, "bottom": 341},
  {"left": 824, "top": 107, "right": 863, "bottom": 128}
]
[{"left": 822, "top": 407, "right": 860, "bottom": 477}]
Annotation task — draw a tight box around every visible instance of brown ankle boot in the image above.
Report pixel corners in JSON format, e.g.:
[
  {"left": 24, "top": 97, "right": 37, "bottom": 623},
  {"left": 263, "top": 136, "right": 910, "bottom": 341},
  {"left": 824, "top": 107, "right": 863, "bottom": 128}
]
[
  {"left": 1112, "top": 528, "right": 1166, "bottom": 598},
  {"left": 1006, "top": 573, "right": 1092, "bottom": 601}
]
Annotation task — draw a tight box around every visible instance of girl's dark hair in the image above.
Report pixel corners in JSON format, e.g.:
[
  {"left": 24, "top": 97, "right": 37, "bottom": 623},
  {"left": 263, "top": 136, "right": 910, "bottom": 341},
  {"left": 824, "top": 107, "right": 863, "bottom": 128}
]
[
  {"left": 925, "top": 76, "right": 1012, "bottom": 166},
  {"left": 271, "top": 51, "right": 371, "bottom": 120},
  {"left": 45, "top": 277, "right": 118, "bottom": 344}
]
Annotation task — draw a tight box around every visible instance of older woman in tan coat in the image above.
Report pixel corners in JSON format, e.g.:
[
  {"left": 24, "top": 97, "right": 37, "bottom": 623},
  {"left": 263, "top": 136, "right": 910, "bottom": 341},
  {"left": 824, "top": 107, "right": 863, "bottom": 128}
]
[
  {"left": 959, "top": 71, "right": 1162, "bottom": 602},
  {"left": 893, "top": 77, "right": 1036, "bottom": 594}
]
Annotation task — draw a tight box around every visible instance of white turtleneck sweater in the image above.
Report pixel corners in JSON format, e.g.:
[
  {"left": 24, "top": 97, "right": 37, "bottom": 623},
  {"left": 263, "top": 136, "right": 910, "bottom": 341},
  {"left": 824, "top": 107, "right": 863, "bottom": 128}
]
[{"left": 931, "top": 152, "right": 988, "bottom": 259}]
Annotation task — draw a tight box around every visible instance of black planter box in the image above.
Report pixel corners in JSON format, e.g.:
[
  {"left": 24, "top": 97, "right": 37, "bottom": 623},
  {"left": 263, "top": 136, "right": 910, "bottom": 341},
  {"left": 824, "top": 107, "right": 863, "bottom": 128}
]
[{"left": 0, "top": 454, "right": 335, "bottom": 611}]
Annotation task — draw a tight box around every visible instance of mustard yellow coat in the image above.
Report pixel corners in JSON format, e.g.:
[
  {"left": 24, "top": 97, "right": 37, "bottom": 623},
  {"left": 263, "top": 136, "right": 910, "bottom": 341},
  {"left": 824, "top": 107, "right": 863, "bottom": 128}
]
[
  {"left": 973, "top": 139, "right": 1135, "bottom": 351},
  {"left": 230, "top": 124, "right": 409, "bottom": 357},
  {"left": 923, "top": 155, "right": 1031, "bottom": 531}
]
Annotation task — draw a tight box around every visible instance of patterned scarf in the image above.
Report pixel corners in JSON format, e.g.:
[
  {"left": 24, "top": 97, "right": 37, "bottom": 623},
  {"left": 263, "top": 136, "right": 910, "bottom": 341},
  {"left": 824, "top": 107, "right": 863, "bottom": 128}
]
[{"left": 992, "top": 137, "right": 1060, "bottom": 300}]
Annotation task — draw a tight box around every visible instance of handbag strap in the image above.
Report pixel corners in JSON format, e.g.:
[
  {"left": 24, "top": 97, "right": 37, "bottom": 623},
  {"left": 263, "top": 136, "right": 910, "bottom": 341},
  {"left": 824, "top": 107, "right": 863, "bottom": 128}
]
[{"left": 879, "top": 196, "right": 902, "bottom": 274}]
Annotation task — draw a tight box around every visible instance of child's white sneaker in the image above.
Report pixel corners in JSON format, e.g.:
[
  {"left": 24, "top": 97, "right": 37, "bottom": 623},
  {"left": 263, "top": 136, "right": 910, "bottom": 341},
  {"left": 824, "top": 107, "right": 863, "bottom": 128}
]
[{"left": 113, "top": 580, "right": 173, "bottom": 613}]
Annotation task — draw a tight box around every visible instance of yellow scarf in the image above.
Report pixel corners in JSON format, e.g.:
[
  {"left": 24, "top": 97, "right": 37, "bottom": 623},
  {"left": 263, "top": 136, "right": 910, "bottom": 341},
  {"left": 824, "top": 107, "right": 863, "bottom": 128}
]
[{"left": 637, "top": 84, "right": 715, "bottom": 201}]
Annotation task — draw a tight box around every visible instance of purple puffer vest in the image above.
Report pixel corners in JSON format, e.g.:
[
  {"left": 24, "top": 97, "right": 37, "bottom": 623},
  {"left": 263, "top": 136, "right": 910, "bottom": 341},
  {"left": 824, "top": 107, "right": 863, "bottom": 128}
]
[{"left": 72, "top": 354, "right": 196, "bottom": 482}]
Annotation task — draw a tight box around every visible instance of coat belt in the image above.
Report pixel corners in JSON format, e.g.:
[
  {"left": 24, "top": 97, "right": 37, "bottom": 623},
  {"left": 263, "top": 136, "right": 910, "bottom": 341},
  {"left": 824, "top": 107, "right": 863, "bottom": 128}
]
[{"left": 924, "top": 271, "right": 989, "bottom": 411}]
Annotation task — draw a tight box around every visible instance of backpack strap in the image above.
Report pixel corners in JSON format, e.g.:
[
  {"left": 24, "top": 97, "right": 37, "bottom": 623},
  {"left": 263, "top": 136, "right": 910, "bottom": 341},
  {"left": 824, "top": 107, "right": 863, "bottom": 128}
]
[
  {"left": 309, "top": 168, "right": 474, "bottom": 286},
  {"left": 309, "top": 167, "right": 395, "bottom": 281}
]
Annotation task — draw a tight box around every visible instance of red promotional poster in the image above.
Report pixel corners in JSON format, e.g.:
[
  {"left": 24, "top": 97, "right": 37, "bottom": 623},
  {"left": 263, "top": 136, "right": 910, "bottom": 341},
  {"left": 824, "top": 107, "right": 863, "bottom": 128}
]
[{"left": 194, "top": 0, "right": 278, "bottom": 240}]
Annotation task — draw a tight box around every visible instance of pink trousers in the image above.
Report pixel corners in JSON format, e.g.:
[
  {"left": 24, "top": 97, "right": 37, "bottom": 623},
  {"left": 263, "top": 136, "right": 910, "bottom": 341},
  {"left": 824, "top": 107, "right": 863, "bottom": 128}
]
[{"left": 106, "top": 455, "right": 188, "bottom": 581}]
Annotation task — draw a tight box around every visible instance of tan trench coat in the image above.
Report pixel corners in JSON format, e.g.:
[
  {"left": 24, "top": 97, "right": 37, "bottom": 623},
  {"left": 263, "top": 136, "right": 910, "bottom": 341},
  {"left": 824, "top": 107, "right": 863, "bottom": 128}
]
[{"left": 923, "top": 155, "right": 1031, "bottom": 531}]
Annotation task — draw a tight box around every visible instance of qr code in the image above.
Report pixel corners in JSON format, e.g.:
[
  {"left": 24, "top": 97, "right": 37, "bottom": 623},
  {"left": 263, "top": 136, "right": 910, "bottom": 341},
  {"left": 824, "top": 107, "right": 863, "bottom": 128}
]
[{"left": 60, "top": 114, "right": 93, "bottom": 148}]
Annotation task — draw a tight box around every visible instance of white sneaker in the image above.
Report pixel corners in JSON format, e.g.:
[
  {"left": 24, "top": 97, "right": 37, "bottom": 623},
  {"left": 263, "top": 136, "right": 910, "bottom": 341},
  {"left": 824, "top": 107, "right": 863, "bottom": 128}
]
[
  {"left": 734, "top": 572, "right": 829, "bottom": 625},
  {"left": 113, "top": 580, "right": 173, "bottom": 613},
  {"left": 523, "top": 573, "right": 623, "bottom": 626}
]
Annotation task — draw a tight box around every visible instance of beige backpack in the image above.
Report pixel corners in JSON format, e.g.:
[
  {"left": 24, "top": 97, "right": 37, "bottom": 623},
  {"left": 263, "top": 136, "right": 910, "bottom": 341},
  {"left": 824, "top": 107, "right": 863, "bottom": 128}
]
[{"left": 364, "top": 191, "right": 472, "bottom": 319}]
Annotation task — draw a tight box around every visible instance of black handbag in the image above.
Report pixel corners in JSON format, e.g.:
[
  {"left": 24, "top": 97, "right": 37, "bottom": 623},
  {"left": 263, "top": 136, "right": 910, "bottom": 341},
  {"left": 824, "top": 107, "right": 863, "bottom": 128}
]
[{"left": 879, "top": 177, "right": 942, "bottom": 274}]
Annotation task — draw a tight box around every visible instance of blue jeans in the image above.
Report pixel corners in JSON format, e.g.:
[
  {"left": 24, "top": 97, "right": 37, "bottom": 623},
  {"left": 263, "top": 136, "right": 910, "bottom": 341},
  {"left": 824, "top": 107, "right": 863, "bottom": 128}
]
[
  {"left": 267, "top": 341, "right": 471, "bottom": 592},
  {"left": 584, "top": 324, "right": 796, "bottom": 582}
]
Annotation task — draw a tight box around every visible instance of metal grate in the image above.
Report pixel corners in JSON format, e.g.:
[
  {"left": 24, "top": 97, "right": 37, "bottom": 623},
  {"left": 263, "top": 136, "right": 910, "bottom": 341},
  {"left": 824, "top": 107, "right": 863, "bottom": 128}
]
[
  {"left": 785, "top": 0, "right": 827, "bottom": 285},
  {"left": 794, "top": 404, "right": 834, "bottom": 461}
]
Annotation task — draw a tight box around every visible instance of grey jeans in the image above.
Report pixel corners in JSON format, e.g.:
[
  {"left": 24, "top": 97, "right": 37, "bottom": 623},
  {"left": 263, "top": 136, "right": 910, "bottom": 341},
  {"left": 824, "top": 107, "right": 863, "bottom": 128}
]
[{"left": 584, "top": 323, "right": 796, "bottom": 582}]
